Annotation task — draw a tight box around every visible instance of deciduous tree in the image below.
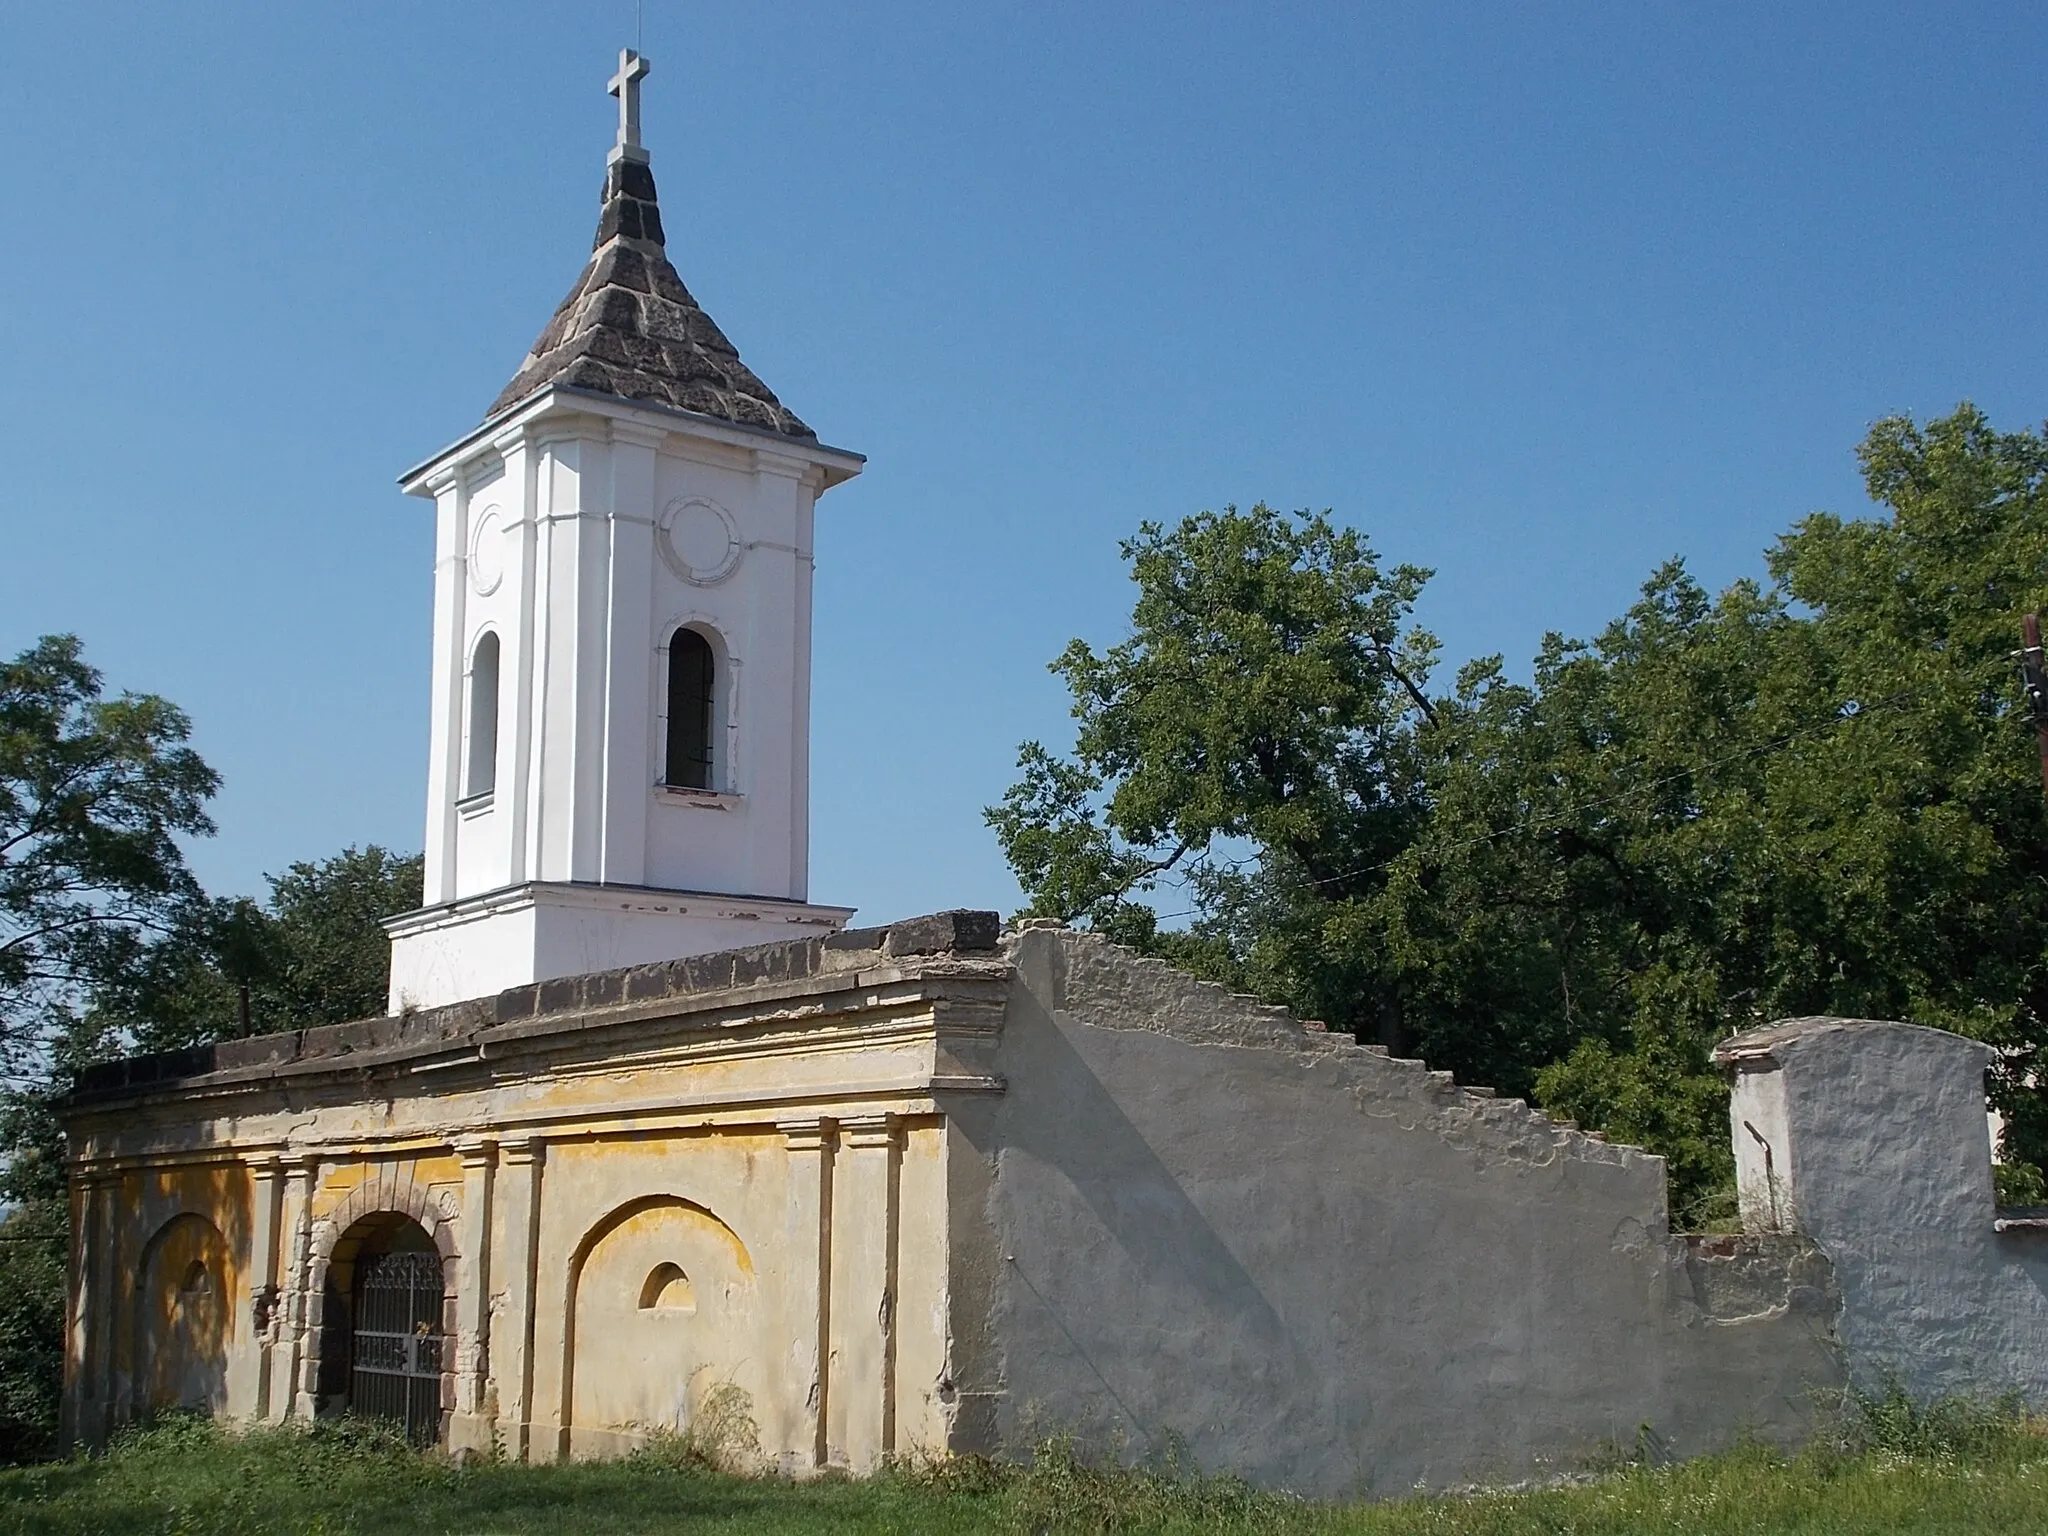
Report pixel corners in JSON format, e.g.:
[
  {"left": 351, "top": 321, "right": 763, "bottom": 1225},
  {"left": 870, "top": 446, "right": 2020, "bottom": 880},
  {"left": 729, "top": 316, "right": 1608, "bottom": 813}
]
[{"left": 993, "top": 408, "right": 2048, "bottom": 1218}]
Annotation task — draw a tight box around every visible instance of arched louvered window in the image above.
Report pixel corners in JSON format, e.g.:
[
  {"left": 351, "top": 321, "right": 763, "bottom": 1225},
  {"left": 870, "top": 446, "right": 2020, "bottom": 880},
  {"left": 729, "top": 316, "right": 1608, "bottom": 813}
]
[
  {"left": 665, "top": 628, "right": 716, "bottom": 790},
  {"left": 465, "top": 632, "right": 500, "bottom": 798}
]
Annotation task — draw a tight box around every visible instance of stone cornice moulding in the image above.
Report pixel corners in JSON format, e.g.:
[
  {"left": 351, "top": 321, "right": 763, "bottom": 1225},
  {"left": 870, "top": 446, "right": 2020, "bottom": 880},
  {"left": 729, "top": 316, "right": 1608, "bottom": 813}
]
[
  {"left": 490, "top": 423, "right": 538, "bottom": 459},
  {"left": 752, "top": 449, "right": 812, "bottom": 483},
  {"left": 59, "top": 976, "right": 1008, "bottom": 1137},
  {"left": 777, "top": 1117, "right": 836, "bottom": 1152},
  {"left": 608, "top": 419, "right": 670, "bottom": 451},
  {"left": 399, "top": 385, "right": 863, "bottom": 499},
  {"left": 839, "top": 1113, "right": 900, "bottom": 1150},
  {"left": 64, "top": 1079, "right": 980, "bottom": 1168},
  {"left": 531, "top": 420, "right": 597, "bottom": 453},
  {"left": 462, "top": 455, "right": 506, "bottom": 494},
  {"left": 381, "top": 878, "right": 855, "bottom": 935},
  {"left": 500, "top": 1135, "right": 546, "bottom": 1167}
]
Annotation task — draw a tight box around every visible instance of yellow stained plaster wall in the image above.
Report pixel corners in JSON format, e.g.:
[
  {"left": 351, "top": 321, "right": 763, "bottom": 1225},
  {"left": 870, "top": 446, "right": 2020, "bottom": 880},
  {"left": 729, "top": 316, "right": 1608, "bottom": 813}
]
[
  {"left": 94, "top": 1162, "right": 257, "bottom": 1431},
  {"left": 892, "top": 1119, "right": 952, "bottom": 1457},
  {"left": 525, "top": 1130, "right": 790, "bottom": 1462},
  {"left": 65, "top": 996, "right": 973, "bottom": 1470}
]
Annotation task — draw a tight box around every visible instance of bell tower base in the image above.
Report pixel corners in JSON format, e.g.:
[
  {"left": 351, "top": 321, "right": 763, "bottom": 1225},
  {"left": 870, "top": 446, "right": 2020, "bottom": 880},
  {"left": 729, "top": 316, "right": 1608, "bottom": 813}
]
[{"left": 384, "top": 881, "right": 856, "bottom": 1012}]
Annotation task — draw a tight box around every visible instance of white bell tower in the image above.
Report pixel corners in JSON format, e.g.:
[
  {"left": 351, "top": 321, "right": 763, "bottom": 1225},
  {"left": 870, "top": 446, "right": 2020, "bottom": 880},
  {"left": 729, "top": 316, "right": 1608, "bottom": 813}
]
[{"left": 385, "top": 51, "right": 861, "bottom": 1011}]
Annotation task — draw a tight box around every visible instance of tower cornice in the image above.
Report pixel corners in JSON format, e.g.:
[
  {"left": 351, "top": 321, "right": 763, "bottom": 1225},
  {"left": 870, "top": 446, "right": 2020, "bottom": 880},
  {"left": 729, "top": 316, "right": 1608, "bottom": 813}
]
[{"left": 400, "top": 384, "right": 864, "bottom": 499}]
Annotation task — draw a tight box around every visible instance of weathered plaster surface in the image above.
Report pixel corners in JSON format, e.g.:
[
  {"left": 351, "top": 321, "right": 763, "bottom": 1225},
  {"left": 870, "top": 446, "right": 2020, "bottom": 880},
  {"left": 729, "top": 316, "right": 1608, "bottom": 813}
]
[
  {"left": 956, "top": 931, "right": 1843, "bottom": 1495},
  {"left": 62, "top": 913, "right": 1004, "bottom": 1470},
  {"left": 1720, "top": 1017, "right": 2048, "bottom": 1403},
  {"left": 66, "top": 918, "right": 2048, "bottom": 1497}
]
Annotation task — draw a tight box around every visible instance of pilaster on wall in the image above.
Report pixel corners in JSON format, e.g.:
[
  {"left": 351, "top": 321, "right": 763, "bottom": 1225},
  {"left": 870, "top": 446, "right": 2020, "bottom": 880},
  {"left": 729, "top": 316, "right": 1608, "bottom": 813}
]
[
  {"left": 599, "top": 421, "right": 664, "bottom": 888},
  {"left": 747, "top": 450, "right": 814, "bottom": 903},
  {"left": 529, "top": 429, "right": 606, "bottom": 887},
  {"left": 778, "top": 1119, "right": 835, "bottom": 1473},
  {"left": 59, "top": 1178, "right": 87, "bottom": 1448},
  {"left": 494, "top": 1138, "right": 546, "bottom": 1461},
  {"left": 282, "top": 1155, "right": 322, "bottom": 1421},
  {"left": 69, "top": 1172, "right": 119, "bottom": 1446},
  {"left": 422, "top": 466, "right": 467, "bottom": 905},
  {"left": 247, "top": 1158, "right": 286, "bottom": 1422},
  {"left": 496, "top": 425, "right": 540, "bottom": 893},
  {"left": 450, "top": 1140, "right": 498, "bottom": 1454},
  {"left": 109, "top": 1169, "right": 140, "bottom": 1427},
  {"left": 828, "top": 1115, "right": 901, "bottom": 1470}
]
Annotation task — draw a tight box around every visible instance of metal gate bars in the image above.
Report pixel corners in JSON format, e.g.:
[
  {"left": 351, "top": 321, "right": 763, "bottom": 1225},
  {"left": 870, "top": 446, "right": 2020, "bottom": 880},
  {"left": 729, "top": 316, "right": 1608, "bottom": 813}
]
[{"left": 350, "top": 1249, "right": 444, "bottom": 1446}]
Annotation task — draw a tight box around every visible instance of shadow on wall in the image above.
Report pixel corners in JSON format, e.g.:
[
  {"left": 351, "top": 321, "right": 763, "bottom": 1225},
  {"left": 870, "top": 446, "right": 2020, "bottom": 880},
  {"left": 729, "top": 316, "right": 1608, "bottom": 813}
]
[
  {"left": 994, "top": 998, "right": 1287, "bottom": 1342},
  {"left": 954, "top": 956, "right": 1328, "bottom": 1469},
  {"left": 134, "top": 1213, "right": 233, "bottom": 1416}
]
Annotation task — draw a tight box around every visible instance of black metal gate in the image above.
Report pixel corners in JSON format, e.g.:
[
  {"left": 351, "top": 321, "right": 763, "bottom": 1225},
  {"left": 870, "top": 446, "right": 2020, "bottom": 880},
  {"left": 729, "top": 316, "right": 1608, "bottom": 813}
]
[{"left": 349, "top": 1249, "right": 444, "bottom": 1446}]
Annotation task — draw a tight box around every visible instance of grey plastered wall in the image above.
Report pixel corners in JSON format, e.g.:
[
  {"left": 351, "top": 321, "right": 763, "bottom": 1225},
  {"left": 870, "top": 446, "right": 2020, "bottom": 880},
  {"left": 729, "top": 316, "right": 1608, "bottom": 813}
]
[
  {"left": 1721, "top": 1017, "right": 2048, "bottom": 1403},
  {"left": 950, "top": 930, "right": 1844, "bottom": 1497}
]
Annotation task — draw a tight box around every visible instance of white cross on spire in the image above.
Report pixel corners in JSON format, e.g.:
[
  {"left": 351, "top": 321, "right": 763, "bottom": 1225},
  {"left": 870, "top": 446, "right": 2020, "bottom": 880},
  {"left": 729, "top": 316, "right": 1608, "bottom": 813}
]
[{"left": 608, "top": 48, "right": 651, "bottom": 164}]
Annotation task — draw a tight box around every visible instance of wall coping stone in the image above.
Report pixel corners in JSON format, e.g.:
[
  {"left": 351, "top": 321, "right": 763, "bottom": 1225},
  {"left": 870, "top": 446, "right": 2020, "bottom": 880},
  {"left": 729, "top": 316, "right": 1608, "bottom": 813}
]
[{"left": 66, "top": 909, "right": 1002, "bottom": 1106}]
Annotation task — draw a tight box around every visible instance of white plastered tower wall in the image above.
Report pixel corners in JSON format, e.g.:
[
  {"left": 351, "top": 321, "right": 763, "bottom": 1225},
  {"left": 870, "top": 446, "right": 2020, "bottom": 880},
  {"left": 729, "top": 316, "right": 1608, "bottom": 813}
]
[{"left": 386, "top": 51, "right": 863, "bottom": 1010}]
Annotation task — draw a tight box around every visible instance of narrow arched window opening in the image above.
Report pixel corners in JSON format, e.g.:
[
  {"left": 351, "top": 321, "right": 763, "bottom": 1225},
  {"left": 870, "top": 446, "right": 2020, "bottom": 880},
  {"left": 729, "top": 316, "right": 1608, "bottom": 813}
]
[
  {"left": 466, "top": 632, "right": 500, "bottom": 798},
  {"left": 638, "top": 1261, "right": 696, "bottom": 1312},
  {"left": 665, "top": 628, "right": 716, "bottom": 790}
]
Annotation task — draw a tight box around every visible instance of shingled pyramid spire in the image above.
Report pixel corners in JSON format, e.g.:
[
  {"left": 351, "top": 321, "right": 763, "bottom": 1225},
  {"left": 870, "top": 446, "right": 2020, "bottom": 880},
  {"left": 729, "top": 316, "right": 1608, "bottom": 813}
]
[{"left": 485, "top": 50, "right": 814, "bottom": 440}]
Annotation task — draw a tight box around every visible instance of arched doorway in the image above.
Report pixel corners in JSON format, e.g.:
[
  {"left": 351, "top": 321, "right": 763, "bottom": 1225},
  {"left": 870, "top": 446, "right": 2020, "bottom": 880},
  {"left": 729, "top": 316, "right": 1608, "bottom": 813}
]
[{"left": 322, "top": 1213, "right": 447, "bottom": 1447}]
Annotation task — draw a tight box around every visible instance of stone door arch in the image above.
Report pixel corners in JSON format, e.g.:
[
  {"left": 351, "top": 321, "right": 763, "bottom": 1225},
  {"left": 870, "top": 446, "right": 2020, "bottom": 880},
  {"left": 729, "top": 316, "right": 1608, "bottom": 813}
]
[{"left": 305, "top": 1180, "right": 460, "bottom": 1446}]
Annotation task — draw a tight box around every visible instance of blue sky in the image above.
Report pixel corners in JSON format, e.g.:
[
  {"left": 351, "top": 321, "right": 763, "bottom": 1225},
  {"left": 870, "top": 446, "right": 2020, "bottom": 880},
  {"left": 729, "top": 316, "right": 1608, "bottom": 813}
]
[{"left": 3, "top": 3, "right": 2044, "bottom": 926}]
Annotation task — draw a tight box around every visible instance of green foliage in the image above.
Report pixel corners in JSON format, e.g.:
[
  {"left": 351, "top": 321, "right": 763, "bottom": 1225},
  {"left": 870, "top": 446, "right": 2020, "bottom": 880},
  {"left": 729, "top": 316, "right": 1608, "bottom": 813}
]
[
  {"left": 0, "top": 1203, "right": 65, "bottom": 1466},
  {"left": 1001, "top": 1433, "right": 1285, "bottom": 1533},
  {"left": 0, "top": 635, "right": 217, "bottom": 1069},
  {"left": 1833, "top": 1382, "right": 2030, "bottom": 1462},
  {"left": 0, "top": 639, "right": 419, "bottom": 1465},
  {"left": 986, "top": 501, "right": 1437, "bottom": 1017},
  {"left": 3, "top": 1411, "right": 2047, "bottom": 1534},
  {"left": 993, "top": 407, "right": 2048, "bottom": 1217},
  {"left": 0, "top": 846, "right": 423, "bottom": 1459},
  {"left": 1533, "top": 1030, "right": 1737, "bottom": 1228},
  {"left": 0, "top": 636, "right": 224, "bottom": 1466},
  {"left": 87, "top": 846, "right": 422, "bottom": 1054},
  {"left": 1997, "top": 1158, "right": 2048, "bottom": 1207}
]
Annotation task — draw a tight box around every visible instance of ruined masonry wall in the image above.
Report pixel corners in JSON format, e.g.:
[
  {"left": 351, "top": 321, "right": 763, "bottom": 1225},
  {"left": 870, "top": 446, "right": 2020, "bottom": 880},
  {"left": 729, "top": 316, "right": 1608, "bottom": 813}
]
[
  {"left": 84, "top": 912, "right": 2047, "bottom": 1497},
  {"left": 953, "top": 928, "right": 1843, "bottom": 1496},
  {"left": 1723, "top": 1017, "right": 2048, "bottom": 1404}
]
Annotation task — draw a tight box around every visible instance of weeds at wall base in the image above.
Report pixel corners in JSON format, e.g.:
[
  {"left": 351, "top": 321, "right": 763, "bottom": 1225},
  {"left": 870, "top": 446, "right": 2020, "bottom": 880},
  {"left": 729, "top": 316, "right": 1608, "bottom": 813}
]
[{"left": 6, "top": 1402, "right": 2048, "bottom": 1535}]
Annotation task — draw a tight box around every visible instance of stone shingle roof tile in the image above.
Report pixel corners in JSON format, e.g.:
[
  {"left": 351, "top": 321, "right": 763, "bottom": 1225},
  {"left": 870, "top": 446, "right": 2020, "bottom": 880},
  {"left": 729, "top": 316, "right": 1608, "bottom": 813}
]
[{"left": 486, "top": 156, "right": 814, "bottom": 440}]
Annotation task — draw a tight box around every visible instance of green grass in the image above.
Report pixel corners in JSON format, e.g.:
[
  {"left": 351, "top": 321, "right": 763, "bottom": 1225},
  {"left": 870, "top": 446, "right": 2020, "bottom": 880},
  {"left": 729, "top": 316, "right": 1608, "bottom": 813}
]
[{"left": 2, "top": 1402, "right": 2047, "bottom": 1536}]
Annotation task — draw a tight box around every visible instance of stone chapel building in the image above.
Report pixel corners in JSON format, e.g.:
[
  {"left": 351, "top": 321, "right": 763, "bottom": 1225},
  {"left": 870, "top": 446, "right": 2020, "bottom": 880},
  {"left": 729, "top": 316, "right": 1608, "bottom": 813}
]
[{"left": 58, "top": 54, "right": 2048, "bottom": 1496}]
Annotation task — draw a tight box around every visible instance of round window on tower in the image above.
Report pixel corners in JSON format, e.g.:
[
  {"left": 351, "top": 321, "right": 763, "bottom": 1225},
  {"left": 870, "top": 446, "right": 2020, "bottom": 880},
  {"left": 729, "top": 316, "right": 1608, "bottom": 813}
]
[
  {"left": 657, "top": 498, "right": 742, "bottom": 586},
  {"left": 469, "top": 506, "right": 506, "bottom": 596}
]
